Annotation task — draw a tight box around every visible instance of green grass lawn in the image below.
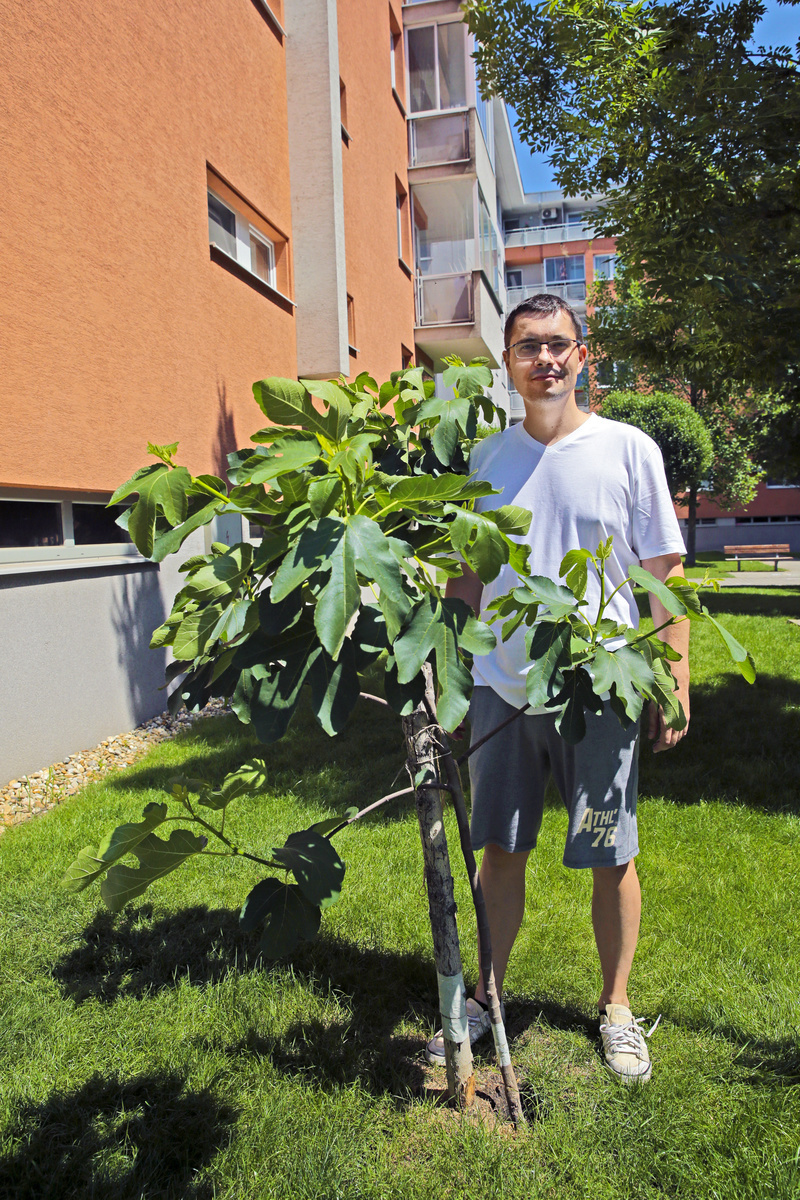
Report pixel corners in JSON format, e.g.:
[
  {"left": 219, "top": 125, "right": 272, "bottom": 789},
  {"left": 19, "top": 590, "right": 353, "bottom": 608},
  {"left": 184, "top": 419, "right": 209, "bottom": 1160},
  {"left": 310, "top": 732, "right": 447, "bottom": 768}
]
[{"left": 1, "top": 587, "right": 799, "bottom": 1199}]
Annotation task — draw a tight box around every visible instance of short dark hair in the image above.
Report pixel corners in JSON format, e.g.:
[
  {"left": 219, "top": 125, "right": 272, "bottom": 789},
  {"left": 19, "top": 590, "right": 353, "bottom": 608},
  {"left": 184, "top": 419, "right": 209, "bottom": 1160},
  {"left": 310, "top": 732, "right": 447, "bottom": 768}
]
[{"left": 504, "top": 294, "right": 583, "bottom": 347}]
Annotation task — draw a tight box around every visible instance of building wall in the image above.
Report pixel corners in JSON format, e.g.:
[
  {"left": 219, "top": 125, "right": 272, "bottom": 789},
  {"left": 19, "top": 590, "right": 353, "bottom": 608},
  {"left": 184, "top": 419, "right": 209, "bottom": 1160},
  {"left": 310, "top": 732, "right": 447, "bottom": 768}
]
[
  {"left": 338, "top": 0, "right": 415, "bottom": 380},
  {"left": 0, "top": 539, "right": 204, "bottom": 780},
  {"left": 2, "top": 0, "right": 517, "bottom": 781},
  {"left": 1, "top": 0, "right": 295, "bottom": 494}
]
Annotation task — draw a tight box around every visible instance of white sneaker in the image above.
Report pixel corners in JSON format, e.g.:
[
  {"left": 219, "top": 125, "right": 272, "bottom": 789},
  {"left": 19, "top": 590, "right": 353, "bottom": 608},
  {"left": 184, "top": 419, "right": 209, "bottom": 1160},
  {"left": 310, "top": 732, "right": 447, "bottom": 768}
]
[
  {"left": 425, "top": 997, "right": 503, "bottom": 1065},
  {"left": 599, "top": 1003, "right": 661, "bottom": 1083}
]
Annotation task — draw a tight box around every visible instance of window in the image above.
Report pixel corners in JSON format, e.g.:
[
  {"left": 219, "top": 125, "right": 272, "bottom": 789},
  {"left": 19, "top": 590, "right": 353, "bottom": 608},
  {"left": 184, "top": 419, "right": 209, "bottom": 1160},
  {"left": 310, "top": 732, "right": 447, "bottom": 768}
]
[
  {"left": 390, "top": 8, "right": 405, "bottom": 109},
  {"left": 73, "top": 504, "right": 133, "bottom": 545},
  {"left": 396, "top": 178, "right": 411, "bottom": 266},
  {"left": 206, "top": 168, "right": 290, "bottom": 298},
  {"left": 340, "top": 79, "right": 351, "bottom": 144},
  {"left": 478, "top": 188, "right": 500, "bottom": 296},
  {"left": 596, "top": 360, "right": 622, "bottom": 389},
  {"left": 0, "top": 496, "right": 135, "bottom": 568},
  {"left": 0, "top": 501, "right": 63, "bottom": 548},
  {"left": 545, "top": 255, "right": 585, "bottom": 284},
  {"left": 594, "top": 254, "right": 617, "bottom": 281},
  {"left": 407, "top": 22, "right": 467, "bottom": 113},
  {"left": 766, "top": 476, "right": 800, "bottom": 488},
  {"left": 401, "top": 344, "right": 414, "bottom": 369},
  {"left": 208, "top": 189, "right": 276, "bottom": 287},
  {"left": 567, "top": 211, "right": 583, "bottom": 225},
  {"left": 347, "top": 294, "right": 357, "bottom": 354},
  {"left": 506, "top": 270, "right": 522, "bottom": 289}
]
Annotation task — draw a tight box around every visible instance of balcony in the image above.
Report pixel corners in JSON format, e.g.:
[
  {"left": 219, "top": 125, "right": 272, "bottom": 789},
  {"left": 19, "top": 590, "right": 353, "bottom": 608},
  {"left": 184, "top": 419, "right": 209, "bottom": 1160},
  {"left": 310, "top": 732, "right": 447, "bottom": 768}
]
[
  {"left": 415, "top": 272, "right": 473, "bottom": 326},
  {"left": 507, "top": 281, "right": 587, "bottom": 307},
  {"left": 408, "top": 111, "right": 470, "bottom": 169},
  {"left": 414, "top": 269, "right": 504, "bottom": 371},
  {"left": 504, "top": 220, "right": 595, "bottom": 247}
]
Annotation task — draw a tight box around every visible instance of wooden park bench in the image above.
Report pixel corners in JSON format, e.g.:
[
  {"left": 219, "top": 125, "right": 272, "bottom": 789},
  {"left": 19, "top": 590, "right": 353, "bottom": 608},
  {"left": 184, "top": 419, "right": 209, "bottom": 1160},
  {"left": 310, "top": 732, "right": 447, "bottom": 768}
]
[{"left": 723, "top": 543, "right": 792, "bottom": 571}]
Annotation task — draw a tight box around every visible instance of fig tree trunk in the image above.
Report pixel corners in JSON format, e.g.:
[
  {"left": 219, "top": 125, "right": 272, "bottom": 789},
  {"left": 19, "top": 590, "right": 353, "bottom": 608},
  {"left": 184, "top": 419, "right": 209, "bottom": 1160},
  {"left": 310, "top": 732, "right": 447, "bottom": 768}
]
[{"left": 403, "top": 665, "right": 475, "bottom": 1108}]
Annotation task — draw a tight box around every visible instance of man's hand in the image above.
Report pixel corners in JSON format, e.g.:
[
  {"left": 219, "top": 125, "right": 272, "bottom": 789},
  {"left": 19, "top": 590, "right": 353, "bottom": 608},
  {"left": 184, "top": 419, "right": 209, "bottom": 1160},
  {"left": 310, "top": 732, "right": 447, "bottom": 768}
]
[{"left": 641, "top": 553, "right": 691, "bottom": 753}]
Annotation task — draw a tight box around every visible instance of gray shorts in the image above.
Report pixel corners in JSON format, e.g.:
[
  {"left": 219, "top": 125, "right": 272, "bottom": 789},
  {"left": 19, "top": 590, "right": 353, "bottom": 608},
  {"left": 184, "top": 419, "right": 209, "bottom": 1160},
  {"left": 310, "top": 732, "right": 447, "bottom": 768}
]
[{"left": 468, "top": 687, "right": 640, "bottom": 869}]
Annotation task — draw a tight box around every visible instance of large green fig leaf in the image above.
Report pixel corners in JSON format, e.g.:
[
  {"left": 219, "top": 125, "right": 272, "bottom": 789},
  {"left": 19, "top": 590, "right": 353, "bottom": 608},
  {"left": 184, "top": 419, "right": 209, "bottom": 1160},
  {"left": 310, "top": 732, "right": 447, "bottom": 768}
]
[
  {"left": 553, "top": 667, "right": 604, "bottom": 744},
  {"left": 253, "top": 377, "right": 335, "bottom": 439},
  {"left": 628, "top": 564, "right": 688, "bottom": 616},
  {"left": 701, "top": 607, "right": 756, "bottom": 682},
  {"left": 240, "top": 878, "right": 322, "bottom": 958},
  {"left": 100, "top": 829, "right": 208, "bottom": 913},
  {"left": 272, "top": 829, "right": 346, "bottom": 908},
  {"left": 62, "top": 802, "right": 168, "bottom": 892},
  {"left": 198, "top": 759, "right": 269, "bottom": 811},
  {"left": 525, "top": 622, "right": 572, "bottom": 708},
  {"left": 109, "top": 464, "right": 192, "bottom": 557}
]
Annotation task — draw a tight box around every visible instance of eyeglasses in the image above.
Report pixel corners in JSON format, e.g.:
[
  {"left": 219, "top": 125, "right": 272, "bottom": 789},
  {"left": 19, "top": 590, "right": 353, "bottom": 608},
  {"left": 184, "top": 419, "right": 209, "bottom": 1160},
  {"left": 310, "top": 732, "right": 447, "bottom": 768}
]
[{"left": 507, "top": 337, "right": 582, "bottom": 361}]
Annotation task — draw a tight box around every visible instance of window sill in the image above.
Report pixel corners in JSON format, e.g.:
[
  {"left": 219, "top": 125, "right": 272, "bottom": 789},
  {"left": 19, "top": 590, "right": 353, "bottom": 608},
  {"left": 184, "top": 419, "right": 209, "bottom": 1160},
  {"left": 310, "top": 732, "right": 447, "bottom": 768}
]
[
  {"left": 0, "top": 554, "right": 155, "bottom": 578},
  {"left": 251, "top": 0, "right": 285, "bottom": 40},
  {"left": 398, "top": 258, "right": 413, "bottom": 279},
  {"left": 341, "top": 124, "right": 352, "bottom": 146},
  {"left": 209, "top": 244, "right": 295, "bottom": 313},
  {"left": 392, "top": 88, "right": 407, "bottom": 117}
]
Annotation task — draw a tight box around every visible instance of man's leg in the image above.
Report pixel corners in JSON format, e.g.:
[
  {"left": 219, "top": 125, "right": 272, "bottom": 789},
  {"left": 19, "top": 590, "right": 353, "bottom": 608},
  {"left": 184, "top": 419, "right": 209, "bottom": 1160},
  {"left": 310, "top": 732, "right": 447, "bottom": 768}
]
[
  {"left": 591, "top": 858, "right": 641, "bottom": 1011},
  {"left": 473, "top": 843, "right": 530, "bottom": 1006}
]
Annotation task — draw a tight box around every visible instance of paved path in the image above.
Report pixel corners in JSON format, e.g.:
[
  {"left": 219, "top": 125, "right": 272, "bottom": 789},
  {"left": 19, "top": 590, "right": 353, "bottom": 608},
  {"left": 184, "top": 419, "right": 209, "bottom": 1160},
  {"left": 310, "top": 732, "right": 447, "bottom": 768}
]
[{"left": 718, "top": 562, "right": 800, "bottom": 588}]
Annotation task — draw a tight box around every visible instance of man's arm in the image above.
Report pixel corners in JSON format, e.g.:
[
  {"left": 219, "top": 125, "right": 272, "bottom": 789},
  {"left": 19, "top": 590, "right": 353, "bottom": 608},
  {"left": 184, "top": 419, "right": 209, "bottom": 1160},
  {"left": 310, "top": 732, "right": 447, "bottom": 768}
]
[
  {"left": 640, "top": 552, "right": 690, "bottom": 753},
  {"left": 445, "top": 562, "right": 483, "bottom": 616}
]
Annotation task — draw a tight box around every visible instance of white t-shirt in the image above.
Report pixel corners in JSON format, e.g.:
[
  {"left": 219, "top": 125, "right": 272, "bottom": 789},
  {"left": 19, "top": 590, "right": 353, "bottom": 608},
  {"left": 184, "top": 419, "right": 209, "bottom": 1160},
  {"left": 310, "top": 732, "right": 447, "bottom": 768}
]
[{"left": 469, "top": 414, "right": 686, "bottom": 709}]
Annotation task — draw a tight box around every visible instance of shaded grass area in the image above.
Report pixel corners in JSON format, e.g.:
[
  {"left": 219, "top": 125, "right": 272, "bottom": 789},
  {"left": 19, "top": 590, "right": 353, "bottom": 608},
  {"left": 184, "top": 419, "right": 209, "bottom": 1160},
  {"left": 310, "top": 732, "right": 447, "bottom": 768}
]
[{"left": 1, "top": 590, "right": 799, "bottom": 1198}]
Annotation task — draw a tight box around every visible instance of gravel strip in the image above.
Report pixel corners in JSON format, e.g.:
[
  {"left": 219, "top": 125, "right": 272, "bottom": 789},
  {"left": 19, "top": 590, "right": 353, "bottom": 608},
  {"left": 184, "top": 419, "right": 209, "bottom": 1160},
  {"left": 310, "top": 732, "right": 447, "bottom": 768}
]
[{"left": 0, "top": 700, "right": 231, "bottom": 831}]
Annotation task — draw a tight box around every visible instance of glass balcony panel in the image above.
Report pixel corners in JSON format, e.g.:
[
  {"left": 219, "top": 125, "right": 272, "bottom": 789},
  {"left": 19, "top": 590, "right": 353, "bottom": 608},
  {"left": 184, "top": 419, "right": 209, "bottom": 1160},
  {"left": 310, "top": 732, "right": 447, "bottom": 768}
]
[
  {"left": 437, "top": 23, "right": 467, "bottom": 108},
  {"left": 504, "top": 220, "right": 594, "bottom": 247},
  {"left": 545, "top": 280, "right": 587, "bottom": 302},
  {"left": 408, "top": 26, "right": 436, "bottom": 113},
  {"left": 412, "top": 180, "right": 475, "bottom": 274},
  {"left": 506, "top": 282, "right": 586, "bottom": 306},
  {"left": 408, "top": 111, "right": 470, "bottom": 167},
  {"left": 416, "top": 274, "right": 474, "bottom": 326}
]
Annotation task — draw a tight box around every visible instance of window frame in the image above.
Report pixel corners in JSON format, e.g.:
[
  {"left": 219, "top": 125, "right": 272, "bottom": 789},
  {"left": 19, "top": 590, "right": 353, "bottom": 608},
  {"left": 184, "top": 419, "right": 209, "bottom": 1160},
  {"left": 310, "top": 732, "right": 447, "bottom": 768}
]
[
  {"left": 405, "top": 19, "right": 469, "bottom": 116},
  {"left": 0, "top": 492, "right": 143, "bottom": 571},
  {"left": 207, "top": 187, "right": 277, "bottom": 289}
]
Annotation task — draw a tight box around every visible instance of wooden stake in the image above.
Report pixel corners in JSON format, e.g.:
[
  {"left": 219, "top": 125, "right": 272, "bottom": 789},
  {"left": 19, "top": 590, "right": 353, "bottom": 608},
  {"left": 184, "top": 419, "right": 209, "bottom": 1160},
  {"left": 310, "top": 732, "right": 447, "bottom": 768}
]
[{"left": 403, "top": 665, "right": 475, "bottom": 1109}]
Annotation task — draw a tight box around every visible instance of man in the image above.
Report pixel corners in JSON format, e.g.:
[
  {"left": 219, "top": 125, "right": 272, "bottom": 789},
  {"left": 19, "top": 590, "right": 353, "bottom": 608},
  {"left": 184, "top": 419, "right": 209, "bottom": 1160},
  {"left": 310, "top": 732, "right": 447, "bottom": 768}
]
[{"left": 426, "top": 294, "right": 689, "bottom": 1082}]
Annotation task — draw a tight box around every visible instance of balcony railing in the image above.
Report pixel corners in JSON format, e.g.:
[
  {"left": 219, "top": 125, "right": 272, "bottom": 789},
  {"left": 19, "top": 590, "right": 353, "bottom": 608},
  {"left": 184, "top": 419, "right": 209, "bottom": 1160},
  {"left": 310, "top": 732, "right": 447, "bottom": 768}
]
[
  {"left": 408, "top": 111, "right": 470, "bottom": 169},
  {"left": 504, "top": 220, "right": 595, "bottom": 247},
  {"left": 507, "top": 281, "right": 587, "bottom": 306},
  {"left": 415, "top": 272, "right": 474, "bottom": 326}
]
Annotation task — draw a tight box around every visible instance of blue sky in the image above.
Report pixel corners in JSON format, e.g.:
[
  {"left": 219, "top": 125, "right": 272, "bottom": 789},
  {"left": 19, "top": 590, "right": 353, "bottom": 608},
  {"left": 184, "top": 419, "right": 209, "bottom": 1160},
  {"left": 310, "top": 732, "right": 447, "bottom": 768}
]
[{"left": 511, "top": 0, "right": 800, "bottom": 192}]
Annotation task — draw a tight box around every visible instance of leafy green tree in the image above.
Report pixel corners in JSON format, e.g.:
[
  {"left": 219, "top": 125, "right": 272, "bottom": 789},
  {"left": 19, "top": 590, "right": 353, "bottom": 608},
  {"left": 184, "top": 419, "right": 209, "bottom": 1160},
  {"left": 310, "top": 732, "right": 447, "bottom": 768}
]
[
  {"left": 599, "top": 390, "right": 713, "bottom": 501},
  {"left": 589, "top": 282, "right": 764, "bottom": 561},
  {"left": 62, "top": 362, "right": 753, "bottom": 1112},
  {"left": 466, "top": 0, "right": 800, "bottom": 485}
]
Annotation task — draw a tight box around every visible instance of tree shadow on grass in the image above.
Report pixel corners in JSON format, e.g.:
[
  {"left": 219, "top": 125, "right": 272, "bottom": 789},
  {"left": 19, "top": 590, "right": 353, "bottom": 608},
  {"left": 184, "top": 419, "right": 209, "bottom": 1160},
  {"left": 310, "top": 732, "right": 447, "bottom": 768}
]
[
  {"left": 51, "top": 907, "right": 439, "bottom": 1105},
  {"left": 52, "top": 904, "right": 256, "bottom": 1004},
  {"left": 638, "top": 671, "right": 800, "bottom": 813},
  {"left": 0, "top": 1071, "right": 236, "bottom": 1200},
  {"left": 109, "top": 699, "right": 414, "bottom": 827},
  {"left": 658, "top": 1011, "right": 800, "bottom": 1089}
]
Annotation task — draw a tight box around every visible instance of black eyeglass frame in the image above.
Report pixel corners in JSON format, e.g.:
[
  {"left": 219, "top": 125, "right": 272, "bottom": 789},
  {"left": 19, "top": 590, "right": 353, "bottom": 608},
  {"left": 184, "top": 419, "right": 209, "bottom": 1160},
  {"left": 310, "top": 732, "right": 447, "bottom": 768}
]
[{"left": 506, "top": 336, "right": 584, "bottom": 359}]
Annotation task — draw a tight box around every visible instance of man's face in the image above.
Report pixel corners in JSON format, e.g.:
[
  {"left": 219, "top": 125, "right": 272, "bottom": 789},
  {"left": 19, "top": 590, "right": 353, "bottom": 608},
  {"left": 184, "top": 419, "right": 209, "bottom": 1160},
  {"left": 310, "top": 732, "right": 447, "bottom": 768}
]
[{"left": 502, "top": 311, "right": 587, "bottom": 405}]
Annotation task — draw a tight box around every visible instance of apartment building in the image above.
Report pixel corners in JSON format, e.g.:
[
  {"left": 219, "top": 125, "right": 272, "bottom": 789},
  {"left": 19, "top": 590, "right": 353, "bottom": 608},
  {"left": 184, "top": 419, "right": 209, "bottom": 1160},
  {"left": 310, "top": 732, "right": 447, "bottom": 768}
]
[
  {"left": 403, "top": 0, "right": 515, "bottom": 408},
  {"left": 0, "top": 0, "right": 417, "bottom": 780},
  {"left": 501, "top": 189, "right": 616, "bottom": 419}
]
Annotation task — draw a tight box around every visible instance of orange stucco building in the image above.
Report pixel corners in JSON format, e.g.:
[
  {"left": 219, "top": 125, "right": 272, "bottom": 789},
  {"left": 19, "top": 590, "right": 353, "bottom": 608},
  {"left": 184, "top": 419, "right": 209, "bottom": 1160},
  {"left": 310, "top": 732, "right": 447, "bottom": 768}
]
[{"left": 0, "top": 0, "right": 418, "bottom": 779}]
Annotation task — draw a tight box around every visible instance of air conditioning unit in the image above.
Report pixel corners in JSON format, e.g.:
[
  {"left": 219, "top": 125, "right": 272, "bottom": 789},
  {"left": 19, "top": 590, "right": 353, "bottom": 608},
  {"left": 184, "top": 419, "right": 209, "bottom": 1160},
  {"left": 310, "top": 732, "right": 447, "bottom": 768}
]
[{"left": 541, "top": 207, "right": 561, "bottom": 222}]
